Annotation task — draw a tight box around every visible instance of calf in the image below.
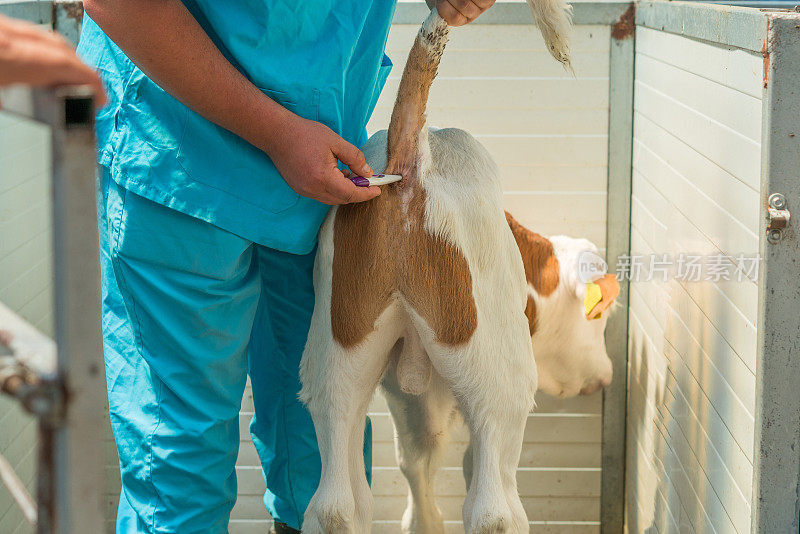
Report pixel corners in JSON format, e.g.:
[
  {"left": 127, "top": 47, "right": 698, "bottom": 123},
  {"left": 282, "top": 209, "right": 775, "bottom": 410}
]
[
  {"left": 505, "top": 213, "right": 617, "bottom": 398},
  {"left": 381, "top": 214, "right": 618, "bottom": 534},
  {"left": 299, "top": 3, "right": 577, "bottom": 533}
]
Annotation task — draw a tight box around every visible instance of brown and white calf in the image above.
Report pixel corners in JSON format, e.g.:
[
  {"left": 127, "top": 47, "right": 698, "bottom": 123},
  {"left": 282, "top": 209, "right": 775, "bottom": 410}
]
[
  {"left": 504, "top": 212, "right": 618, "bottom": 398},
  {"left": 298, "top": 3, "right": 606, "bottom": 533},
  {"left": 380, "top": 214, "right": 619, "bottom": 534}
]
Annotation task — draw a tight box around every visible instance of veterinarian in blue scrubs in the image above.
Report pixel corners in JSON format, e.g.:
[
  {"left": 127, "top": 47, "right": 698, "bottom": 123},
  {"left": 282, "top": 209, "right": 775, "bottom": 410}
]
[{"left": 77, "top": 0, "right": 495, "bottom": 532}]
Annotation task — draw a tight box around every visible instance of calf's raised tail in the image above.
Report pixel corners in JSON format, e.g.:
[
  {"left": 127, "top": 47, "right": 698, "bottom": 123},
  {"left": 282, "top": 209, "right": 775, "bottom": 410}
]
[
  {"left": 384, "top": 2, "right": 572, "bottom": 179},
  {"left": 384, "top": 10, "right": 450, "bottom": 179},
  {"left": 526, "top": 0, "right": 573, "bottom": 68}
]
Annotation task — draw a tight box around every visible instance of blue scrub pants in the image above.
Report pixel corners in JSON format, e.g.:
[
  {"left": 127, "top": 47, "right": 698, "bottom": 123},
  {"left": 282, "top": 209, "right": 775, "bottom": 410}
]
[{"left": 98, "top": 166, "right": 371, "bottom": 533}]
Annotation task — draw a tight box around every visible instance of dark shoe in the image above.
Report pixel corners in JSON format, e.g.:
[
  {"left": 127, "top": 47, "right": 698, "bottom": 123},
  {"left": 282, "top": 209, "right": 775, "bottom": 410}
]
[{"left": 270, "top": 521, "right": 301, "bottom": 534}]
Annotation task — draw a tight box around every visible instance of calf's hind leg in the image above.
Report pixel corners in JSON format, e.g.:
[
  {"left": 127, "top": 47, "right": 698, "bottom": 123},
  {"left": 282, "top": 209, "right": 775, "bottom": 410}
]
[
  {"left": 300, "top": 307, "right": 404, "bottom": 534},
  {"left": 415, "top": 321, "right": 535, "bottom": 534},
  {"left": 382, "top": 343, "right": 461, "bottom": 534}
]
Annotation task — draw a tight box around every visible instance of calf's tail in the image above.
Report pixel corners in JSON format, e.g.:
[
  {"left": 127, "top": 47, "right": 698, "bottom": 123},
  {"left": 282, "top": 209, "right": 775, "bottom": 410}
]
[
  {"left": 384, "top": 2, "right": 572, "bottom": 180},
  {"left": 526, "top": 0, "right": 573, "bottom": 69},
  {"left": 385, "top": 10, "right": 449, "bottom": 179}
]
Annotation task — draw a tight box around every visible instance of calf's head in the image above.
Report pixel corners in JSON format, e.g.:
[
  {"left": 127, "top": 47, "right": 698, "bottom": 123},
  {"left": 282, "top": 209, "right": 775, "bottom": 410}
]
[{"left": 506, "top": 212, "right": 618, "bottom": 398}]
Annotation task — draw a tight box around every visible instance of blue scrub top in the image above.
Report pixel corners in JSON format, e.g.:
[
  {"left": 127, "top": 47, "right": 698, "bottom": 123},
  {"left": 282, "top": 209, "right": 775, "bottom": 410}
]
[{"left": 78, "top": 0, "right": 396, "bottom": 254}]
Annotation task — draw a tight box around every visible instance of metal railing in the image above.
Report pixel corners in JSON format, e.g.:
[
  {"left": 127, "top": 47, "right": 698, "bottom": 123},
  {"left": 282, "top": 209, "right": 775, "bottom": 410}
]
[{"left": 0, "top": 83, "right": 105, "bottom": 533}]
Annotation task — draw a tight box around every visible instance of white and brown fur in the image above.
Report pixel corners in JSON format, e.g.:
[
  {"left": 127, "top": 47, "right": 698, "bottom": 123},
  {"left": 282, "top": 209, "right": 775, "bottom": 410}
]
[
  {"left": 299, "top": 4, "right": 579, "bottom": 533},
  {"left": 375, "top": 217, "right": 618, "bottom": 534}
]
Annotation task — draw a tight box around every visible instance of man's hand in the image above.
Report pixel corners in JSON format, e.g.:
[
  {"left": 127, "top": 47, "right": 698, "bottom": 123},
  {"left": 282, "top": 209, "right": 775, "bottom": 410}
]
[
  {"left": 267, "top": 113, "right": 381, "bottom": 205},
  {"left": 436, "top": 0, "right": 496, "bottom": 26},
  {"left": 0, "top": 15, "right": 106, "bottom": 105}
]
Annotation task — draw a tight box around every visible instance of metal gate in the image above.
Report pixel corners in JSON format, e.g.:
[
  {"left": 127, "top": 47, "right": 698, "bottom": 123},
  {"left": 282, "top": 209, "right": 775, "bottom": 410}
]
[{"left": 625, "top": 3, "right": 800, "bottom": 533}]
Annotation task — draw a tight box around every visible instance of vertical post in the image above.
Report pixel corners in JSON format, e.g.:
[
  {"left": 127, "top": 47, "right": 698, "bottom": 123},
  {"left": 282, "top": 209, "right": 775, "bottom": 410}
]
[
  {"left": 38, "top": 87, "right": 105, "bottom": 534},
  {"left": 601, "top": 4, "right": 635, "bottom": 533},
  {"left": 52, "top": 0, "right": 84, "bottom": 47},
  {"left": 52, "top": 5, "right": 106, "bottom": 532},
  {"left": 751, "top": 12, "right": 800, "bottom": 534}
]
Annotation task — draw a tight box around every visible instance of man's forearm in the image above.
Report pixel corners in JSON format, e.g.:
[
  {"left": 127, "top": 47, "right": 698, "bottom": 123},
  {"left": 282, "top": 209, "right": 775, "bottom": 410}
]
[{"left": 84, "top": 0, "right": 290, "bottom": 155}]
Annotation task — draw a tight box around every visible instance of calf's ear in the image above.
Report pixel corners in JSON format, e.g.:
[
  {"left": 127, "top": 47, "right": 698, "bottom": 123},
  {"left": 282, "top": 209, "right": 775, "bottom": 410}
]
[{"left": 586, "top": 273, "right": 620, "bottom": 320}]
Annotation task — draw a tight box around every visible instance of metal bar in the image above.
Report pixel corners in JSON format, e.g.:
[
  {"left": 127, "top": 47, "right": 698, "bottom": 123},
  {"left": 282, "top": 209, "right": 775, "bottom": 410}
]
[
  {"left": 52, "top": 0, "right": 83, "bottom": 47},
  {"left": 601, "top": 4, "right": 634, "bottom": 533},
  {"left": 636, "top": 0, "right": 769, "bottom": 53},
  {"left": 46, "top": 12, "right": 106, "bottom": 534},
  {"left": 35, "top": 85, "right": 106, "bottom": 534},
  {"left": 751, "top": 11, "right": 800, "bottom": 534},
  {"left": 700, "top": 0, "right": 800, "bottom": 8},
  {"left": 0, "top": 0, "right": 53, "bottom": 23},
  {"left": 0, "top": 450, "right": 38, "bottom": 525},
  {"left": 3, "top": 85, "right": 105, "bottom": 533},
  {"left": 0, "top": 303, "right": 57, "bottom": 378},
  {"left": 0, "top": 86, "right": 62, "bottom": 125},
  {"left": 393, "top": 0, "right": 633, "bottom": 25}
]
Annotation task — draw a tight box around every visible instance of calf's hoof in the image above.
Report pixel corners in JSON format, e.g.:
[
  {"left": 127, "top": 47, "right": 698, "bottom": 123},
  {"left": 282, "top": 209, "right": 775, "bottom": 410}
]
[
  {"left": 270, "top": 522, "right": 302, "bottom": 534},
  {"left": 303, "top": 500, "right": 355, "bottom": 534},
  {"left": 469, "top": 510, "right": 515, "bottom": 534},
  {"left": 401, "top": 505, "right": 445, "bottom": 534}
]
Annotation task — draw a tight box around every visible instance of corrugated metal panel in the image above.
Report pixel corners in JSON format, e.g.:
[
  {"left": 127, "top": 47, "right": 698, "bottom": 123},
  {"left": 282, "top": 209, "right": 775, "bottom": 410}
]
[
  {"left": 0, "top": 111, "right": 53, "bottom": 534},
  {"left": 625, "top": 26, "right": 761, "bottom": 534}
]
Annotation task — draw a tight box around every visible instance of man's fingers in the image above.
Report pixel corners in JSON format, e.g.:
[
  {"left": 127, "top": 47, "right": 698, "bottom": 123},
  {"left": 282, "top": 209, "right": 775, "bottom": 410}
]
[
  {"left": 437, "top": 0, "right": 494, "bottom": 26},
  {"left": 2, "top": 17, "right": 70, "bottom": 51},
  {"left": 332, "top": 139, "right": 372, "bottom": 178},
  {"left": 438, "top": 0, "right": 472, "bottom": 25},
  {"left": 325, "top": 170, "right": 380, "bottom": 204},
  {"left": 0, "top": 16, "right": 41, "bottom": 39},
  {"left": 0, "top": 20, "right": 107, "bottom": 106},
  {"left": 52, "top": 53, "right": 107, "bottom": 106}
]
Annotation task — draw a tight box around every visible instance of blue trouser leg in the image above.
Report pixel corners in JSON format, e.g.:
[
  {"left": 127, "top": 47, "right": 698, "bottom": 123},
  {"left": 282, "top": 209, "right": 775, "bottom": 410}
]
[
  {"left": 99, "top": 165, "right": 372, "bottom": 533},
  {"left": 100, "top": 167, "right": 260, "bottom": 533},
  {"left": 248, "top": 245, "right": 372, "bottom": 531}
]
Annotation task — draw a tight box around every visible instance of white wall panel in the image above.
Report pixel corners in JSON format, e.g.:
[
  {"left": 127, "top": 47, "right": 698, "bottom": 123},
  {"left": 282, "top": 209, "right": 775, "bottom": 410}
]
[{"left": 625, "top": 27, "right": 762, "bottom": 534}]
